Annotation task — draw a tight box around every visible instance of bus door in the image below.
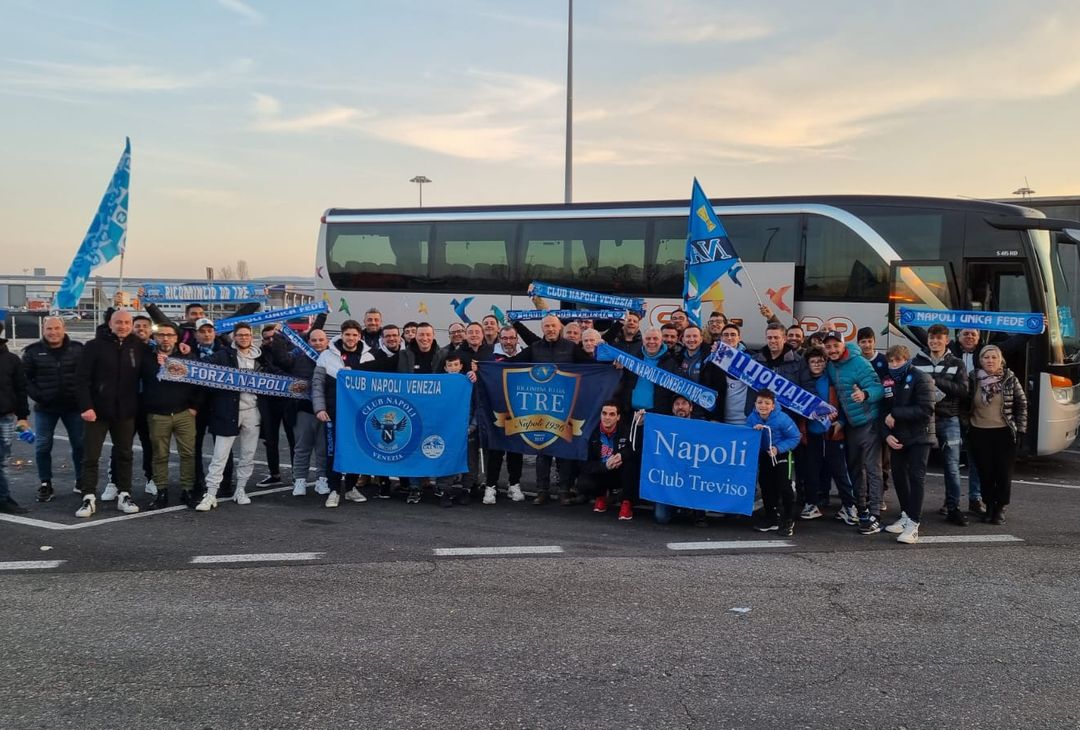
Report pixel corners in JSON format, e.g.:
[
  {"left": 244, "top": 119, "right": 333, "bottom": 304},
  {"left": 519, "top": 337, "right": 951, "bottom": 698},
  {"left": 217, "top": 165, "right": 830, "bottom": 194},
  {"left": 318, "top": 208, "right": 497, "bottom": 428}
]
[
  {"left": 887, "top": 260, "right": 960, "bottom": 350},
  {"left": 963, "top": 259, "right": 1037, "bottom": 399}
]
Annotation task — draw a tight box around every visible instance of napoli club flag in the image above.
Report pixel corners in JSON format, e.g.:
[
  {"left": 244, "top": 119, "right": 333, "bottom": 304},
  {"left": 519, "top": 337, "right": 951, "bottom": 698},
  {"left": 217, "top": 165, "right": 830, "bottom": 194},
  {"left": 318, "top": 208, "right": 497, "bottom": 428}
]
[
  {"left": 683, "top": 178, "right": 743, "bottom": 327},
  {"left": 639, "top": 414, "right": 761, "bottom": 515},
  {"left": 476, "top": 362, "right": 621, "bottom": 459},
  {"left": 334, "top": 372, "right": 470, "bottom": 477}
]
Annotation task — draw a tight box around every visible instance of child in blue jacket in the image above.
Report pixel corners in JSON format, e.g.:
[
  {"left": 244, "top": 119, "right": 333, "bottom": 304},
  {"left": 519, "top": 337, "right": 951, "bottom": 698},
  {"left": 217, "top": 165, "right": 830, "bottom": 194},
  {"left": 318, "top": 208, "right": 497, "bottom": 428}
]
[{"left": 747, "top": 390, "right": 802, "bottom": 536}]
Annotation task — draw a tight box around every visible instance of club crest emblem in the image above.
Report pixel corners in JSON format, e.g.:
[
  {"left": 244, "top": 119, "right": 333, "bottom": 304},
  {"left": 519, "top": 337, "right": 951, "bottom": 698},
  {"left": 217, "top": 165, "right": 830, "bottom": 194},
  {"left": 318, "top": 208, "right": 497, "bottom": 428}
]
[
  {"left": 495, "top": 365, "right": 584, "bottom": 449},
  {"left": 360, "top": 396, "right": 422, "bottom": 462}
]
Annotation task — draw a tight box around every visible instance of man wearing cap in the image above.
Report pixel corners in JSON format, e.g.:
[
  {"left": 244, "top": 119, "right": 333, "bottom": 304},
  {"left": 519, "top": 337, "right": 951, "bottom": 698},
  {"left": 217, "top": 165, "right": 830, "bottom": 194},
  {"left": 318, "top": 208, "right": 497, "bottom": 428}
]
[
  {"left": 191, "top": 317, "right": 234, "bottom": 497},
  {"left": 823, "top": 330, "right": 885, "bottom": 535}
]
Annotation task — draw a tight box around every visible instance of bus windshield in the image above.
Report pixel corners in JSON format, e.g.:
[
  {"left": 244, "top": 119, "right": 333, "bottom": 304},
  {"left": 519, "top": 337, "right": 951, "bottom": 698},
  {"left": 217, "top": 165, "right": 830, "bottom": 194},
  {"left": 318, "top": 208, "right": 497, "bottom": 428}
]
[{"left": 1049, "top": 233, "right": 1080, "bottom": 361}]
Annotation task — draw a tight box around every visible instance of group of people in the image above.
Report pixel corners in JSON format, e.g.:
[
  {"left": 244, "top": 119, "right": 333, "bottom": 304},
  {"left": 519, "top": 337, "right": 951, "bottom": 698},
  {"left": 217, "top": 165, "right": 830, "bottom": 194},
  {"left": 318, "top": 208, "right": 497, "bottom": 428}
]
[{"left": 0, "top": 298, "right": 1028, "bottom": 546}]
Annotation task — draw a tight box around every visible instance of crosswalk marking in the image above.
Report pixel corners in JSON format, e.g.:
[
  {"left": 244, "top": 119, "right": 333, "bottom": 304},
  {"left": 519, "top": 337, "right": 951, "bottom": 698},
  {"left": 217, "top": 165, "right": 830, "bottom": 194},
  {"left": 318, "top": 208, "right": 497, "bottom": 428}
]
[
  {"left": 434, "top": 546, "right": 565, "bottom": 556},
  {"left": 667, "top": 540, "right": 795, "bottom": 551},
  {"left": 189, "top": 552, "right": 325, "bottom": 564},
  {"left": 0, "top": 560, "right": 65, "bottom": 570},
  {"left": 917, "top": 534, "right": 1023, "bottom": 544}
]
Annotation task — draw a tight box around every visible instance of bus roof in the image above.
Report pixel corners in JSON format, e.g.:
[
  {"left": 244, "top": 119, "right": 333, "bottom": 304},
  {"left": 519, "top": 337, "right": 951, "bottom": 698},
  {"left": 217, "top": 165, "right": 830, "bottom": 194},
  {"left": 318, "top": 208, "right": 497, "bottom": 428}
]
[{"left": 325, "top": 195, "right": 1040, "bottom": 219}]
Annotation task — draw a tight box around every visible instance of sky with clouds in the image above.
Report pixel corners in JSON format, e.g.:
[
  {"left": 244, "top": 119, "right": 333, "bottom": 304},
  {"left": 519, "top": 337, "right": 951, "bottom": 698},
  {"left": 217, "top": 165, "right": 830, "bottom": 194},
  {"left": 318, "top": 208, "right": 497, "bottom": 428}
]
[{"left": 1, "top": 0, "right": 1078, "bottom": 279}]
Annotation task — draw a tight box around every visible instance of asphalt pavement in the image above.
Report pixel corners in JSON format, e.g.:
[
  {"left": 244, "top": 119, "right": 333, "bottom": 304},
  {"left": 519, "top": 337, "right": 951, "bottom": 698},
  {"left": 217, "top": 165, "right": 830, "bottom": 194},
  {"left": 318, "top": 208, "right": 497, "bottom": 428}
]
[{"left": 2, "top": 434, "right": 1079, "bottom": 729}]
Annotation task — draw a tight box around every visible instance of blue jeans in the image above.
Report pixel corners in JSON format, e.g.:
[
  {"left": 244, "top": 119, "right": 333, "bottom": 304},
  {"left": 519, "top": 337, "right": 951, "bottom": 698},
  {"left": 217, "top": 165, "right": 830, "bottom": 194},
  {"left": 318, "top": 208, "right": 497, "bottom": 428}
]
[
  {"left": 936, "top": 416, "right": 963, "bottom": 509},
  {"left": 34, "top": 409, "right": 84, "bottom": 485},
  {"left": 654, "top": 502, "right": 675, "bottom": 524},
  {"left": 804, "top": 432, "right": 856, "bottom": 509},
  {"left": 0, "top": 414, "right": 12, "bottom": 501}
]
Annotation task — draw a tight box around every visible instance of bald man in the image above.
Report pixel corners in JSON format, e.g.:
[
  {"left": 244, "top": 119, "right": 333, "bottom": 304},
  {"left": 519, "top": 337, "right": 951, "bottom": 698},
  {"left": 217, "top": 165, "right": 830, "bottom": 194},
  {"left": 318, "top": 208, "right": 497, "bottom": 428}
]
[{"left": 74, "top": 309, "right": 151, "bottom": 518}]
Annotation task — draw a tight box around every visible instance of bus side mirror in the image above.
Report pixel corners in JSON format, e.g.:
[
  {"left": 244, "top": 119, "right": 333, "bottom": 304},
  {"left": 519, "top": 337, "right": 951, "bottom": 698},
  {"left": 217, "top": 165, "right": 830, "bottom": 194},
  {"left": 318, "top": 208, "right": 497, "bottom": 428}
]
[{"left": 1060, "top": 229, "right": 1080, "bottom": 245}]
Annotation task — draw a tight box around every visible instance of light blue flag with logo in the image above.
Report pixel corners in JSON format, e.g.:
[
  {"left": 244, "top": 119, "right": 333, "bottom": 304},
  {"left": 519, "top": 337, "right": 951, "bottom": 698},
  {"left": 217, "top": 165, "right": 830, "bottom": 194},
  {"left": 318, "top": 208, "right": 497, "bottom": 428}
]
[
  {"left": 55, "top": 138, "right": 131, "bottom": 309},
  {"left": 334, "top": 371, "right": 470, "bottom": 478},
  {"left": 683, "top": 178, "right": 742, "bottom": 326}
]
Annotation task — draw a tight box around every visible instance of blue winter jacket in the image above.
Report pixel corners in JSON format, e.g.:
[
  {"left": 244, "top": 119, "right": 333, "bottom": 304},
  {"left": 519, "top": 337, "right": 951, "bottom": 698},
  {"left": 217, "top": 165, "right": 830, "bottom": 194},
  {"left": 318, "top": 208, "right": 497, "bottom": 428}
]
[
  {"left": 825, "top": 343, "right": 884, "bottom": 428},
  {"left": 745, "top": 408, "right": 801, "bottom": 455}
]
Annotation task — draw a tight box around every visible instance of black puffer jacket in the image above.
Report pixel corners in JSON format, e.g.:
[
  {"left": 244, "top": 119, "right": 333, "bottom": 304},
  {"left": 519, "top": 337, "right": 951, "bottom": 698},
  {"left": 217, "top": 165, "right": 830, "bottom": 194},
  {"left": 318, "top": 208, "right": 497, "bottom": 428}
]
[
  {"left": 964, "top": 368, "right": 1028, "bottom": 439},
  {"left": 881, "top": 365, "right": 936, "bottom": 446},
  {"left": 912, "top": 350, "right": 968, "bottom": 419},
  {"left": 76, "top": 331, "right": 149, "bottom": 420},
  {"left": 21, "top": 336, "right": 84, "bottom": 412},
  {"left": 0, "top": 340, "right": 29, "bottom": 419}
]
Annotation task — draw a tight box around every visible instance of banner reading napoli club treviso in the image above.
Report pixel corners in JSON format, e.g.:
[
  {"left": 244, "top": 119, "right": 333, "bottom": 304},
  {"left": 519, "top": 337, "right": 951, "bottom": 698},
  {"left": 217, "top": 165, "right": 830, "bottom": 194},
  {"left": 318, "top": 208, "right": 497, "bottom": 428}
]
[
  {"left": 476, "top": 362, "right": 621, "bottom": 459},
  {"left": 640, "top": 414, "right": 761, "bottom": 515},
  {"left": 333, "top": 371, "right": 470, "bottom": 477}
]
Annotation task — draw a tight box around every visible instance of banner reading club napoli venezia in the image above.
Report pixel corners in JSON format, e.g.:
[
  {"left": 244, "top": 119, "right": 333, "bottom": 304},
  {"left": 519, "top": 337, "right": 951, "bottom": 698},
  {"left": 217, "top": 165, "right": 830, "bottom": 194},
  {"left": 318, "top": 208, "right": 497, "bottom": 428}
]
[
  {"left": 334, "top": 371, "right": 470, "bottom": 477},
  {"left": 640, "top": 414, "right": 761, "bottom": 515}
]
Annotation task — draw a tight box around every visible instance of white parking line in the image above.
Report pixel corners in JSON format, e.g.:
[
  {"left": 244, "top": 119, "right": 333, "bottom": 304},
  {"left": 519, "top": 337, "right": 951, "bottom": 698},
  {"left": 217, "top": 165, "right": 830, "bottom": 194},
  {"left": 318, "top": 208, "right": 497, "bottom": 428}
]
[
  {"left": 0, "top": 560, "right": 66, "bottom": 571},
  {"left": 917, "top": 535, "right": 1023, "bottom": 544},
  {"left": 434, "top": 546, "right": 565, "bottom": 556},
  {"left": 926, "top": 471, "right": 1080, "bottom": 490},
  {"left": 0, "top": 486, "right": 293, "bottom": 531},
  {"left": 190, "top": 552, "right": 325, "bottom": 564},
  {"left": 667, "top": 540, "right": 795, "bottom": 551}
]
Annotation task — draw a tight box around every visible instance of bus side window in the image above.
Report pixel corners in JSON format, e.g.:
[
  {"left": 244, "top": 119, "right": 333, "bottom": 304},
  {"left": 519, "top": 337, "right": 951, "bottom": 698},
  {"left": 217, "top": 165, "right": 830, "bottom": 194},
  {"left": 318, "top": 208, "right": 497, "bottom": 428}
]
[{"left": 803, "top": 215, "right": 888, "bottom": 301}]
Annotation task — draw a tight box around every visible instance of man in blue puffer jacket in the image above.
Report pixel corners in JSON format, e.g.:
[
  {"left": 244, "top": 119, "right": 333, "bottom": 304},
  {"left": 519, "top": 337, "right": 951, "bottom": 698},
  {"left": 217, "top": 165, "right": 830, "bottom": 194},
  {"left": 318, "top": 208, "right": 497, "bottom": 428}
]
[
  {"left": 823, "top": 330, "right": 886, "bottom": 534},
  {"left": 747, "top": 390, "right": 802, "bottom": 536}
]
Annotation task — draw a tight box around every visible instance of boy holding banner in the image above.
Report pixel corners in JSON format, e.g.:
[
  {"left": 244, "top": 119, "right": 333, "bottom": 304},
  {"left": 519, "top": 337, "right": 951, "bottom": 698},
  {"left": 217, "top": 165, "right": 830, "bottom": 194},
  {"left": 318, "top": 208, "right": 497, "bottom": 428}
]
[{"left": 747, "top": 391, "right": 802, "bottom": 536}]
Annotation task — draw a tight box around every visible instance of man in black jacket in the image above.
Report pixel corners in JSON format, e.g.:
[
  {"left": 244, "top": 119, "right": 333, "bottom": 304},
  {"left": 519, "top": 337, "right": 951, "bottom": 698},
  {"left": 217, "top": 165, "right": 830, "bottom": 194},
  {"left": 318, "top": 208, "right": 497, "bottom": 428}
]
[
  {"left": 190, "top": 318, "right": 233, "bottom": 496},
  {"left": 141, "top": 322, "right": 203, "bottom": 509},
  {"left": 74, "top": 309, "right": 150, "bottom": 518},
  {"left": 576, "top": 401, "right": 638, "bottom": 521},
  {"left": 21, "top": 316, "right": 84, "bottom": 502},
  {"left": 913, "top": 323, "right": 972, "bottom": 524},
  {"left": 0, "top": 322, "right": 31, "bottom": 514}
]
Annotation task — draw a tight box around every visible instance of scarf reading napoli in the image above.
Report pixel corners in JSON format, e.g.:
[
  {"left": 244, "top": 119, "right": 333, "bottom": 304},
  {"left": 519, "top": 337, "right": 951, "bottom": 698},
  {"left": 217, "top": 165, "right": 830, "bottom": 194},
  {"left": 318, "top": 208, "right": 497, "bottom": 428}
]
[
  {"left": 333, "top": 372, "right": 471, "bottom": 477},
  {"left": 640, "top": 414, "right": 761, "bottom": 515},
  {"left": 476, "top": 362, "right": 621, "bottom": 459}
]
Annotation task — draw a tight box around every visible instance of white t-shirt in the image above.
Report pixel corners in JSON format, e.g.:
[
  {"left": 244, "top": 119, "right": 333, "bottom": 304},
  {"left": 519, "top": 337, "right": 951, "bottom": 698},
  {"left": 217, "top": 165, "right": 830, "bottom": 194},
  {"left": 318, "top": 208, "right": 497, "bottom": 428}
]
[{"left": 724, "top": 378, "right": 748, "bottom": 425}]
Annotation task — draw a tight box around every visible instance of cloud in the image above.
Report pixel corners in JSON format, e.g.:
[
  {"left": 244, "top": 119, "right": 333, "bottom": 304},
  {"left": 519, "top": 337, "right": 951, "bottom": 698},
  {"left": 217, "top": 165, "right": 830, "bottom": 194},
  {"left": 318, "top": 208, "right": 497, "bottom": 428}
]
[
  {"left": 250, "top": 92, "right": 365, "bottom": 132},
  {"left": 608, "top": 0, "right": 775, "bottom": 44},
  {"left": 214, "top": 0, "right": 265, "bottom": 23},
  {"left": 0, "top": 60, "right": 196, "bottom": 92}
]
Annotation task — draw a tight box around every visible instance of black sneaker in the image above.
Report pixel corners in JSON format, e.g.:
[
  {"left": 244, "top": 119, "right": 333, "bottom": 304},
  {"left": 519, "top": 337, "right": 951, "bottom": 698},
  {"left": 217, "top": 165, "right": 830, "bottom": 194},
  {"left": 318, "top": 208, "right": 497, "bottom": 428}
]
[
  {"left": 946, "top": 508, "right": 969, "bottom": 526},
  {"left": 37, "top": 481, "right": 54, "bottom": 503},
  {"left": 256, "top": 475, "right": 282, "bottom": 487},
  {"left": 938, "top": 503, "right": 949, "bottom": 516},
  {"left": 147, "top": 491, "right": 169, "bottom": 510},
  {"left": 753, "top": 516, "right": 779, "bottom": 532},
  {"left": 377, "top": 481, "right": 392, "bottom": 499},
  {"left": 0, "top": 498, "right": 28, "bottom": 515},
  {"left": 439, "top": 493, "right": 454, "bottom": 508},
  {"left": 990, "top": 508, "right": 1006, "bottom": 525},
  {"left": 406, "top": 490, "right": 422, "bottom": 505},
  {"left": 778, "top": 520, "right": 794, "bottom": 537},
  {"left": 858, "top": 514, "right": 882, "bottom": 535},
  {"left": 180, "top": 490, "right": 196, "bottom": 509}
]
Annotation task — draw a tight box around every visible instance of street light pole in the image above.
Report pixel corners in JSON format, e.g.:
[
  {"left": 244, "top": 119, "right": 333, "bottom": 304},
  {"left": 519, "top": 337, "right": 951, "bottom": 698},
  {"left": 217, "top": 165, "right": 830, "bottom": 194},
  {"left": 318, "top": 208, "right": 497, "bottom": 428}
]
[
  {"left": 564, "top": 0, "right": 573, "bottom": 204},
  {"left": 410, "top": 175, "right": 432, "bottom": 207}
]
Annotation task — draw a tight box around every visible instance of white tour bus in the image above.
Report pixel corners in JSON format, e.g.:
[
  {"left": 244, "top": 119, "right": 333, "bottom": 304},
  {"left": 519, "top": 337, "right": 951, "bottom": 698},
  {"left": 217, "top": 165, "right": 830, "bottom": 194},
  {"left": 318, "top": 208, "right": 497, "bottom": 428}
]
[{"left": 315, "top": 195, "right": 1080, "bottom": 456}]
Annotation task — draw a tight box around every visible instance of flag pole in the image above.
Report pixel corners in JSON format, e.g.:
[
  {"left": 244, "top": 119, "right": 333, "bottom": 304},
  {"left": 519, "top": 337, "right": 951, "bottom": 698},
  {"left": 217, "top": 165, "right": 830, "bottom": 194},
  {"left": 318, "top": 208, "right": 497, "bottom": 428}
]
[{"left": 117, "top": 251, "right": 125, "bottom": 303}]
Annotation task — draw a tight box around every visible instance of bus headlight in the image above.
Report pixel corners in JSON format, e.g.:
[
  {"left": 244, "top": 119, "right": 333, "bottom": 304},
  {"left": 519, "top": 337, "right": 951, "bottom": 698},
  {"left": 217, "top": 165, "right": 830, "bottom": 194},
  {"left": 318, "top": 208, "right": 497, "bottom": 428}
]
[{"left": 1050, "top": 374, "right": 1077, "bottom": 404}]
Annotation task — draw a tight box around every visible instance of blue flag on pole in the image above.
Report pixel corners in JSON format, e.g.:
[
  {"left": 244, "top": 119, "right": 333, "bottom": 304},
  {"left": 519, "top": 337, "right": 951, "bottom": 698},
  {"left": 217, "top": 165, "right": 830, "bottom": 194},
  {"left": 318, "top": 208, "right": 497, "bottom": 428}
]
[
  {"left": 475, "top": 362, "right": 621, "bottom": 459},
  {"left": 55, "top": 138, "right": 131, "bottom": 309},
  {"left": 639, "top": 413, "right": 760, "bottom": 515},
  {"left": 683, "top": 178, "right": 741, "bottom": 327},
  {"left": 334, "top": 371, "right": 470, "bottom": 477}
]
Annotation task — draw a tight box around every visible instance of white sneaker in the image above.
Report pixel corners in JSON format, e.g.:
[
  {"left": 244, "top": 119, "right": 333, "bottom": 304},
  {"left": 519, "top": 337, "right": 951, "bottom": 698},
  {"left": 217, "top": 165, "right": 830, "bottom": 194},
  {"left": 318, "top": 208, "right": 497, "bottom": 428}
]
[
  {"left": 314, "top": 477, "right": 331, "bottom": 495},
  {"left": 325, "top": 491, "right": 340, "bottom": 508},
  {"left": 195, "top": 494, "right": 217, "bottom": 512},
  {"left": 292, "top": 478, "right": 308, "bottom": 496},
  {"left": 144, "top": 479, "right": 158, "bottom": 496},
  {"left": 483, "top": 486, "right": 497, "bottom": 505},
  {"left": 800, "top": 504, "right": 823, "bottom": 520},
  {"left": 117, "top": 492, "right": 140, "bottom": 514},
  {"left": 835, "top": 504, "right": 859, "bottom": 526},
  {"left": 73, "top": 483, "right": 81, "bottom": 495},
  {"left": 507, "top": 483, "right": 525, "bottom": 502},
  {"left": 101, "top": 483, "right": 118, "bottom": 501},
  {"left": 344, "top": 487, "right": 367, "bottom": 503},
  {"left": 885, "top": 512, "right": 911, "bottom": 534},
  {"left": 75, "top": 495, "right": 96, "bottom": 518},
  {"left": 234, "top": 487, "right": 251, "bottom": 505},
  {"left": 897, "top": 521, "right": 920, "bottom": 544}
]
